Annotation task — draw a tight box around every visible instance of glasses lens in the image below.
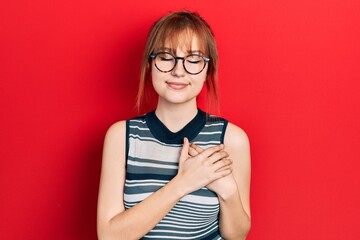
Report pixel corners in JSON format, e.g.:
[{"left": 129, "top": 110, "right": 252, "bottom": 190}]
[
  {"left": 184, "top": 55, "right": 205, "bottom": 74},
  {"left": 154, "top": 53, "right": 176, "bottom": 72}
]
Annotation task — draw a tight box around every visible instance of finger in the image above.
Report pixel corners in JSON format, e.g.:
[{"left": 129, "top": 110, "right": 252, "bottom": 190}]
[
  {"left": 190, "top": 143, "right": 204, "bottom": 153},
  {"left": 209, "top": 167, "right": 233, "bottom": 182},
  {"left": 214, "top": 160, "right": 233, "bottom": 172},
  {"left": 208, "top": 151, "right": 229, "bottom": 164},
  {"left": 215, "top": 167, "right": 232, "bottom": 178},
  {"left": 212, "top": 158, "right": 232, "bottom": 172},
  {"left": 199, "top": 144, "right": 224, "bottom": 158},
  {"left": 179, "top": 137, "right": 189, "bottom": 164},
  {"left": 188, "top": 146, "right": 199, "bottom": 157}
]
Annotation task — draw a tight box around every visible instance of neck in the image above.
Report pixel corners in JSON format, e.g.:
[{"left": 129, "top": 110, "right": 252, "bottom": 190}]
[{"left": 155, "top": 99, "right": 198, "bottom": 133}]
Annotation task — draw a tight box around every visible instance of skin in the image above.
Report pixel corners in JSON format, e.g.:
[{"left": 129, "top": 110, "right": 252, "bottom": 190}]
[{"left": 97, "top": 34, "right": 251, "bottom": 240}]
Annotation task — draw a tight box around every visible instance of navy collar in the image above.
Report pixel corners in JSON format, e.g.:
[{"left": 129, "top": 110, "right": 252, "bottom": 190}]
[{"left": 145, "top": 108, "right": 206, "bottom": 144}]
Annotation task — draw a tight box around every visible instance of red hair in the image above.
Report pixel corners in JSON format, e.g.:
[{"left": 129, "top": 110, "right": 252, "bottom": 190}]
[{"left": 137, "top": 10, "right": 219, "bottom": 113}]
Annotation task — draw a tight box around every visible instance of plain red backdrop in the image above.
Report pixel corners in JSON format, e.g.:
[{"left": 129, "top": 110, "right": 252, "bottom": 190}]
[{"left": 1, "top": 0, "right": 360, "bottom": 239}]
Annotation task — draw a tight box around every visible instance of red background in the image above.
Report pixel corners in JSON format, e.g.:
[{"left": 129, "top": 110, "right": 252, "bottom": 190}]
[{"left": 1, "top": 0, "right": 360, "bottom": 239}]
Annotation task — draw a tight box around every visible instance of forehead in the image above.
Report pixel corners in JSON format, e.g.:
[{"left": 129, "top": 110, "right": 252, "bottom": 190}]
[{"left": 154, "top": 30, "right": 207, "bottom": 54}]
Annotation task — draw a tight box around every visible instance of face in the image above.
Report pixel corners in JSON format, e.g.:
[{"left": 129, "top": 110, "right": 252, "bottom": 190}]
[{"left": 151, "top": 35, "right": 208, "bottom": 106}]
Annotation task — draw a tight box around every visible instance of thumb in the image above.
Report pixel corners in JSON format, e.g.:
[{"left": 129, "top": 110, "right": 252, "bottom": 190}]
[{"left": 179, "top": 137, "right": 189, "bottom": 165}]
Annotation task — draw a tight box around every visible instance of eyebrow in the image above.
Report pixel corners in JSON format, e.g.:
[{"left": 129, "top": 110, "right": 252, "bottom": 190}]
[{"left": 160, "top": 47, "right": 205, "bottom": 55}]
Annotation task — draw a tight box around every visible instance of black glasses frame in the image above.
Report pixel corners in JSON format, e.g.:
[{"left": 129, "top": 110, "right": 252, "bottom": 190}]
[{"left": 150, "top": 51, "right": 210, "bottom": 75}]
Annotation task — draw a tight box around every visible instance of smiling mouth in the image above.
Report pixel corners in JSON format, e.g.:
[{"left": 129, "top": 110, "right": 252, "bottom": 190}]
[{"left": 165, "top": 81, "right": 190, "bottom": 90}]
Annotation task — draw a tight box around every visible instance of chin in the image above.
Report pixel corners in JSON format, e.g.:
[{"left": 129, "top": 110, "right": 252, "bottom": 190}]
[{"left": 159, "top": 95, "right": 196, "bottom": 105}]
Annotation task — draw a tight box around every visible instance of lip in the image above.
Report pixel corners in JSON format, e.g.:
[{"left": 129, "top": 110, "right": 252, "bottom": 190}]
[{"left": 165, "top": 81, "right": 189, "bottom": 90}]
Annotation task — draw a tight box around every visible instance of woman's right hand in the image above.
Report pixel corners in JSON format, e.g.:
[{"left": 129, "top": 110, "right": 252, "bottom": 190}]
[{"left": 174, "top": 137, "right": 233, "bottom": 195}]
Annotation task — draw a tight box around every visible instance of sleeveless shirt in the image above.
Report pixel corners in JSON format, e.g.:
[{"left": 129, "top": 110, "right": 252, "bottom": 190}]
[{"left": 124, "top": 109, "right": 228, "bottom": 240}]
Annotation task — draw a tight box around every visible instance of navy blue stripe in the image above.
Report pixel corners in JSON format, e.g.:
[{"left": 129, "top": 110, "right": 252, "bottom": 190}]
[
  {"left": 126, "top": 172, "right": 174, "bottom": 181},
  {"left": 200, "top": 228, "right": 222, "bottom": 240},
  {"left": 124, "top": 110, "right": 226, "bottom": 239}
]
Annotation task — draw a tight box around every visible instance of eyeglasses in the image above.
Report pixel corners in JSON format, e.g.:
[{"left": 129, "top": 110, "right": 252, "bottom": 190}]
[{"left": 150, "top": 52, "right": 210, "bottom": 75}]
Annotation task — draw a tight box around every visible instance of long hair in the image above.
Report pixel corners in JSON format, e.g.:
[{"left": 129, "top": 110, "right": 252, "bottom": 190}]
[{"left": 136, "top": 10, "right": 219, "bottom": 113}]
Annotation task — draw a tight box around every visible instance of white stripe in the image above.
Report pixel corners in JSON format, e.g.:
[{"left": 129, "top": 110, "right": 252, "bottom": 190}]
[
  {"left": 180, "top": 194, "right": 219, "bottom": 205},
  {"left": 204, "top": 123, "right": 224, "bottom": 127},
  {"left": 171, "top": 207, "right": 218, "bottom": 216},
  {"left": 157, "top": 222, "right": 212, "bottom": 229},
  {"left": 160, "top": 215, "right": 214, "bottom": 224},
  {"left": 191, "top": 141, "right": 220, "bottom": 145},
  {"left": 125, "top": 182, "right": 165, "bottom": 187},
  {"left": 129, "top": 125, "right": 150, "bottom": 131},
  {"left": 174, "top": 205, "right": 219, "bottom": 213},
  {"left": 145, "top": 224, "right": 218, "bottom": 239},
  {"left": 129, "top": 134, "right": 182, "bottom": 147},
  {"left": 150, "top": 221, "right": 217, "bottom": 235},
  {"left": 126, "top": 179, "right": 168, "bottom": 184},
  {"left": 126, "top": 179, "right": 169, "bottom": 183},
  {"left": 124, "top": 192, "right": 151, "bottom": 202},
  {"left": 198, "top": 131, "right": 222, "bottom": 135},
  {"left": 166, "top": 211, "right": 215, "bottom": 221},
  {"left": 159, "top": 218, "right": 214, "bottom": 227},
  {"left": 128, "top": 137, "right": 181, "bottom": 163},
  {"left": 177, "top": 200, "right": 219, "bottom": 208},
  {"left": 129, "top": 119, "right": 146, "bottom": 124},
  {"left": 127, "top": 159, "right": 178, "bottom": 170}
]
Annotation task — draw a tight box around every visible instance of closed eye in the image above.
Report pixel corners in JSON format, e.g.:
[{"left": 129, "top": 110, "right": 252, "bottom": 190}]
[
  {"left": 186, "top": 60, "right": 201, "bottom": 64},
  {"left": 160, "top": 57, "right": 174, "bottom": 61}
]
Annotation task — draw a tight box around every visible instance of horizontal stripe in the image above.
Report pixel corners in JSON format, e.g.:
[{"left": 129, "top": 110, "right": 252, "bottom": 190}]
[
  {"left": 126, "top": 172, "right": 174, "bottom": 181},
  {"left": 128, "top": 155, "right": 179, "bottom": 166},
  {"left": 144, "top": 224, "right": 218, "bottom": 239},
  {"left": 129, "top": 134, "right": 182, "bottom": 147},
  {"left": 125, "top": 112, "right": 226, "bottom": 239},
  {"left": 129, "top": 125, "right": 150, "bottom": 131},
  {"left": 159, "top": 218, "right": 216, "bottom": 227},
  {"left": 198, "top": 131, "right": 222, "bottom": 135},
  {"left": 169, "top": 207, "right": 218, "bottom": 217},
  {"left": 127, "top": 159, "right": 178, "bottom": 170},
  {"left": 204, "top": 123, "right": 224, "bottom": 127},
  {"left": 129, "top": 119, "right": 146, "bottom": 124},
  {"left": 149, "top": 221, "right": 217, "bottom": 235},
  {"left": 189, "top": 141, "right": 221, "bottom": 145}
]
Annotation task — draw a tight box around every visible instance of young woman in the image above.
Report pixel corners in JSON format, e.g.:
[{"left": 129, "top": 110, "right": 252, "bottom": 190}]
[{"left": 97, "top": 11, "right": 251, "bottom": 240}]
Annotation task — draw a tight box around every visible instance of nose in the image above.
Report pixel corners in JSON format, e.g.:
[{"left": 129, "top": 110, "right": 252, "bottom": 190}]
[{"left": 171, "top": 58, "right": 186, "bottom": 77}]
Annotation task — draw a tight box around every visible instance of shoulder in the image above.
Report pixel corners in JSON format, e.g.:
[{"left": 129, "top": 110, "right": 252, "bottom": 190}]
[
  {"left": 223, "top": 122, "right": 251, "bottom": 166},
  {"left": 104, "top": 114, "right": 145, "bottom": 141},
  {"left": 224, "top": 122, "right": 250, "bottom": 149},
  {"left": 104, "top": 120, "right": 126, "bottom": 143},
  {"left": 102, "top": 120, "right": 128, "bottom": 165}
]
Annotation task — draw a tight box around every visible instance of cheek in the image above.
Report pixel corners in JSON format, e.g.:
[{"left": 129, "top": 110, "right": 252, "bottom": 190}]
[
  {"left": 151, "top": 68, "right": 160, "bottom": 85},
  {"left": 193, "top": 72, "right": 207, "bottom": 85}
]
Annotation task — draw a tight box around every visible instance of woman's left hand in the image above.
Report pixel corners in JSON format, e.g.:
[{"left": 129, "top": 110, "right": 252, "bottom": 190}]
[{"left": 188, "top": 143, "right": 238, "bottom": 199}]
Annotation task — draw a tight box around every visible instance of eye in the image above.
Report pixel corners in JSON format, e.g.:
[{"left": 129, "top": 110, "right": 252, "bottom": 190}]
[
  {"left": 187, "top": 60, "right": 201, "bottom": 64},
  {"left": 186, "top": 55, "right": 203, "bottom": 64},
  {"left": 160, "top": 57, "right": 173, "bottom": 61},
  {"left": 157, "top": 53, "right": 174, "bottom": 62}
]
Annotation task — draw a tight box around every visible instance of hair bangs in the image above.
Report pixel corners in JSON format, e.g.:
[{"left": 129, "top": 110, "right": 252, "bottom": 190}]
[{"left": 153, "top": 27, "right": 208, "bottom": 56}]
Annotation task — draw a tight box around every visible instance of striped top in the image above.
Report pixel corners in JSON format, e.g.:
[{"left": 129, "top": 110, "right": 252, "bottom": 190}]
[{"left": 124, "top": 109, "right": 228, "bottom": 239}]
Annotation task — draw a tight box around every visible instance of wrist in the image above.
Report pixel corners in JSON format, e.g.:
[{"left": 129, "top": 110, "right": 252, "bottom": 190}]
[{"left": 169, "top": 175, "right": 189, "bottom": 199}]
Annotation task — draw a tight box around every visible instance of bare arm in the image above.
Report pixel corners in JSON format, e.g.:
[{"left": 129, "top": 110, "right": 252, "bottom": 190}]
[
  {"left": 218, "top": 123, "right": 251, "bottom": 239},
  {"left": 97, "top": 121, "right": 233, "bottom": 240},
  {"left": 189, "top": 122, "right": 251, "bottom": 239}
]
